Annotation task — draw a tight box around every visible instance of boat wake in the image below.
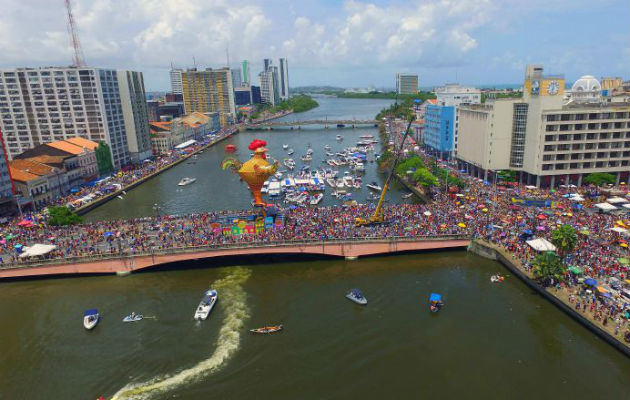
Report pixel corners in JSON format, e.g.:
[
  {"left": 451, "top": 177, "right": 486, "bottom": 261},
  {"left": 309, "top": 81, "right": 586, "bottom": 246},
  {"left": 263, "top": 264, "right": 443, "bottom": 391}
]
[{"left": 110, "top": 267, "right": 251, "bottom": 400}]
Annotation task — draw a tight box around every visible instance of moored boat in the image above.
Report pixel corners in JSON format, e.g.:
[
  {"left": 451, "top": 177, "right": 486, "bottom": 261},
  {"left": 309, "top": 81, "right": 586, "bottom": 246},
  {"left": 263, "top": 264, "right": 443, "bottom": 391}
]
[
  {"left": 402, "top": 193, "right": 413, "bottom": 199},
  {"left": 194, "top": 289, "right": 218, "bottom": 321},
  {"left": 83, "top": 309, "right": 100, "bottom": 330},
  {"left": 250, "top": 324, "right": 283, "bottom": 334},
  {"left": 287, "top": 148, "right": 294, "bottom": 155},
  {"left": 309, "top": 193, "right": 324, "bottom": 205},
  {"left": 346, "top": 288, "right": 367, "bottom": 305},
  {"left": 366, "top": 182, "right": 382, "bottom": 191},
  {"left": 282, "top": 144, "right": 289, "bottom": 149}
]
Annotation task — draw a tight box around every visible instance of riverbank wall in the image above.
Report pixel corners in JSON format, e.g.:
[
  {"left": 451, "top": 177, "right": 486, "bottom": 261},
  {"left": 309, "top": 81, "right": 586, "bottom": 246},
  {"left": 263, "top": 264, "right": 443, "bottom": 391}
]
[
  {"left": 75, "top": 131, "right": 236, "bottom": 216},
  {"left": 468, "top": 239, "right": 630, "bottom": 357},
  {"left": 393, "top": 173, "right": 431, "bottom": 203}
]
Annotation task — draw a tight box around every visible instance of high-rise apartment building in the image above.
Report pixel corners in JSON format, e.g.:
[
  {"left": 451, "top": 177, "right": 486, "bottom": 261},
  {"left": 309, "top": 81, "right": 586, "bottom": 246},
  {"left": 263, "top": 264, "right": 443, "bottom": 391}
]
[
  {"left": 279, "top": 58, "right": 289, "bottom": 100},
  {"left": 241, "top": 60, "right": 251, "bottom": 86},
  {"left": 0, "top": 67, "right": 150, "bottom": 169},
  {"left": 435, "top": 84, "right": 481, "bottom": 106},
  {"left": 231, "top": 69, "right": 242, "bottom": 88},
  {"left": 396, "top": 73, "right": 419, "bottom": 94},
  {"left": 117, "top": 71, "right": 152, "bottom": 163},
  {"left": 170, "top": 69, "right": 183, "bottom": 95},
  {"left": 259, "top": 70, "right": 276, "bottom": 106},
  {"left": 0, "top": 129, "right": 14, "bottom": 215},
  {"left": 457, "top": 65, "right": 630, "bottom": 188},
  {"left": 181, "top": 68, "right": 235, "bottom": 126}
]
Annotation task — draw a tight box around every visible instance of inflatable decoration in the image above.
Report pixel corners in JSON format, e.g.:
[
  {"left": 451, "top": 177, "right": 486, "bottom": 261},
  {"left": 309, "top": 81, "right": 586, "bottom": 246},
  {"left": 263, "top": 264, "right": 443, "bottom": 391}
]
[{"left": 222, "top": 139, "right": 278, "bottom": 206}]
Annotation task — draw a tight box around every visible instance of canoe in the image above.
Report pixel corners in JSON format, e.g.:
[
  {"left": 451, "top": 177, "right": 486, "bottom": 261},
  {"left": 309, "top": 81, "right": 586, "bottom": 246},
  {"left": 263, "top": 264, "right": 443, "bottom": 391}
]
[{"left": 250, "top": 325, "right": 283, "bottom": 334}]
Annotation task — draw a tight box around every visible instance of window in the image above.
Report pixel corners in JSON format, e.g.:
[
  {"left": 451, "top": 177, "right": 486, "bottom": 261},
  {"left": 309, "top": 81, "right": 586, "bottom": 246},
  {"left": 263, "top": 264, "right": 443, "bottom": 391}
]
[{"left": 545, "top": 135, "right": 555, "bottom": 142}]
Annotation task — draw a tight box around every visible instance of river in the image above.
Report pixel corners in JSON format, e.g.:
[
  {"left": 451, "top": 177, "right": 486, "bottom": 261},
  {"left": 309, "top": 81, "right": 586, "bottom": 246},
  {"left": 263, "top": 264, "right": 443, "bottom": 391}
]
[
  {"left": 1, "top": 98, "right": 628, "bottom": 399},
  {"left": 84, "top": 97, "right": 407, "bottom": 221},
  {"left": 0, "top": 252, "right": 627, "bottom": 399}
]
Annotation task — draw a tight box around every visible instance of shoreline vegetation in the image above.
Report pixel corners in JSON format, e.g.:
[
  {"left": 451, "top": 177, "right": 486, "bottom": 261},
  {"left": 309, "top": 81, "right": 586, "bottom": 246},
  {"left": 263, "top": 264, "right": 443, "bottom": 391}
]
[{"left": 251, "top": 95, "right": 318, "bottom": 120}]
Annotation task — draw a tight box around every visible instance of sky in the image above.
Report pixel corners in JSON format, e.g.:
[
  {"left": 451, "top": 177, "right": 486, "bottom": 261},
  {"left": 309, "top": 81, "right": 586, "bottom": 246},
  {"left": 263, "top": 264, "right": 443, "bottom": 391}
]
[{"left": 0, "top": 0, "right": 627, "bottom": 91}]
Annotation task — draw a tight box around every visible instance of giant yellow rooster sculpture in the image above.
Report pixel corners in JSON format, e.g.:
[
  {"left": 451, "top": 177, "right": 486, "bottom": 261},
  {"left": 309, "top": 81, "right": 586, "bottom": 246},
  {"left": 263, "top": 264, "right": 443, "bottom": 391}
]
[{"left": 222, "top": 139, "right": 278, "bottom": 206}]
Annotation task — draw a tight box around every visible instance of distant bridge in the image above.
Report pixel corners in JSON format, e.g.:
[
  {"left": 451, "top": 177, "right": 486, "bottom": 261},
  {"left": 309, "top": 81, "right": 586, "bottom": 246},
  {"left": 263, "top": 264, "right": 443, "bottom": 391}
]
[
  {"left": 0, "top": 236, "right": 469, "bottom": 279},
  {"left": 246, "top": 119, "right": 378, "bottom": 129}
]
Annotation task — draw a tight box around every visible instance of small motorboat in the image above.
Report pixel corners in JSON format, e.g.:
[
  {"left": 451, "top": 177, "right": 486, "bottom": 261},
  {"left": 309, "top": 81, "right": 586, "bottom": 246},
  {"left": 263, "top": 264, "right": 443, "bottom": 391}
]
[
  {"left": 123, "top": 312, "right": 143, "bottom": 323},
  {"left": 283, "top": 144, "right": 289, "bottom": 150},
  {"left": 250, "top": 324, "right": 283, "bottom": 334},
  {"left": 429, "top": 293, "right": 443, "bottom": 313},
  {"left": 490, "top": 274, "right": 505, "bottom": 283},
  {"left": 194, "top": 289, "right": 218, "bottom": 321},
  {"left": 336, "top": 134, "right": 343, "bottom": 141},
  {"left": 346, "top": 288, "right": 367, "bottom": 305},
  {"left": 83, "top": 309, "right": 100, "bottom": 330},
  {"left": 287, "top": 148, "right": 294, "bottom": 155},
  {"left": 366, "top": 182, "right": 382, "bottom": 191},
  {"left": 402, "top": 193, "right": 413, "bottom": 199},
  {"left": 117, "top": 195, "right": 124, "bottom": 200},
  {"left": 310, "top": 193, "right": 324, "bottom": 205},
  {"left": 178, "top": 177, "right": 196, "bottom": 186}
]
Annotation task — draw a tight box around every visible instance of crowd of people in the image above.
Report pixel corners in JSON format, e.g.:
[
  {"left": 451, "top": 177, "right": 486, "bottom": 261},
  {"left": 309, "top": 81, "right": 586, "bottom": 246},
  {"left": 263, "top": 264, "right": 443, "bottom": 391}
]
[{"left": 1, "top": 119, "right": 629, "bottom": 344}]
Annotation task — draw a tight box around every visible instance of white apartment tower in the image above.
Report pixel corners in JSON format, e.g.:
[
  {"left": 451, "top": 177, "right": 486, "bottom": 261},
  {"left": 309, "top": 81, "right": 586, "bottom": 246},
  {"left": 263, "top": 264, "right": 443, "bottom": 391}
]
[
  {"left": 279, "top": 58, "right": 289, "bottom": 100},
  {"left": 117, "top": 71, "right": 153, "bottom": 163},
  {"left": 0, "top": 67, "right": 151, "bottom": 169},
  {"left": 259, "top": 70, "right": 276, "bottom": 106},
  {"left": 170, "top": 68, "right": 183, "bottom": 95}
]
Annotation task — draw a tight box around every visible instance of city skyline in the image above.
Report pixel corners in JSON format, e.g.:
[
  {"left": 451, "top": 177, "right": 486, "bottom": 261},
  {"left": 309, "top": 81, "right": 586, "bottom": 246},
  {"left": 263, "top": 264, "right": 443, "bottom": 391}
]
[{"left": 0, "top": 0, "right": 627, "bottom": 91}]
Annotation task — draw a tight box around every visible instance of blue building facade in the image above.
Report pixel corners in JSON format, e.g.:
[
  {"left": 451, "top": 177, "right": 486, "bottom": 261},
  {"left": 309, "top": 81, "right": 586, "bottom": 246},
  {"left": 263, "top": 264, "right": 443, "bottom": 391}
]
[
  {"left": 251, "top": 86, "right": 262, "bottom": 104},
  {"left": 424, "top": 104, "right": 456, "bottom": 159}
]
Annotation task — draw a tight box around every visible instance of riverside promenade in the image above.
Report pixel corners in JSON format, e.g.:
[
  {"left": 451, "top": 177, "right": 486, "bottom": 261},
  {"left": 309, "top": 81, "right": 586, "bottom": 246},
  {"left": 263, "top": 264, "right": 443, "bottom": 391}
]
[
  {"left": 0, "top": 235, "right": 469, "bottom": 279},
  {"left": 73, "top": 129, "right": 237, "bottom": 215}
]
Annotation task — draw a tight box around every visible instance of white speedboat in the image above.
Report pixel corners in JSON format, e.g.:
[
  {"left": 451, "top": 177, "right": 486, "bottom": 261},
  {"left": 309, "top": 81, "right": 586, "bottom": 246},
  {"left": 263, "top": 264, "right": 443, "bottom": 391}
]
[
  {"left": 287, "top": 148, "right": 294, "bottom": 155},
  {"left": 123, "top": 312, "right": 143, "bottom": 323},
  {"left": 178, "top": 177, "right": 196, "bottom": 186},
  {"left": 83, "top": 309, "right": 100, "bottom": 330},
  {"left": 326, "top": 178, "right": 337, "bottom": 188},
  {"left": 194, "top": 289, "right": 218, "bottom": 321},
  {"left": 402, "top": 193, "right": 413, "bottom": 199},
  {"left": 336, "top": 134, "right": 343, "bottom": 141},
  {"left": 366, "top": 182, "right": 382, "bottom": 191},
  {"left": 346, "top": 288, "right": 367, "bottom": 305},
  {"left": 283, "top": 144, "right": 289, "bottom": 150}
]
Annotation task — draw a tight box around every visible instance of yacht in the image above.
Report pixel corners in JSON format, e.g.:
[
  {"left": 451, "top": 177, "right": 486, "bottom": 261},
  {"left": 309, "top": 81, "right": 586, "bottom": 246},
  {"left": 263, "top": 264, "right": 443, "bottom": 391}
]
[
  {"left": 178, "top": 177, "right": 196, "bottom": 186},
  {"left": 194, "top": 290, "right": 218, "bottom": 321},
  {"left": 367, "top": 182, "right": 382, "bottom": 191}
]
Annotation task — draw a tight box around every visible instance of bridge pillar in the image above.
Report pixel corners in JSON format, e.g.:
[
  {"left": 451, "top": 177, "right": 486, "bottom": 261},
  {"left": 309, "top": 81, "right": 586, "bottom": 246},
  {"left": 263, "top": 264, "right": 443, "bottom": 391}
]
[{"left": 345, "top": 256, "right": 358, "bottom": 261}]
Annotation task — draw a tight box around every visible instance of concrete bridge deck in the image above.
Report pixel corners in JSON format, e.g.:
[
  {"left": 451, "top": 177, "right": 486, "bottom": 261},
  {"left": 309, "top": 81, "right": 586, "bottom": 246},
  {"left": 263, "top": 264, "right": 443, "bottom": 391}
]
[
  {"left": 246, "top": 119, "right": 378, "bottom": 128},
  {"left": 0, "top": 236, "right": 469, "bottom": 280}
]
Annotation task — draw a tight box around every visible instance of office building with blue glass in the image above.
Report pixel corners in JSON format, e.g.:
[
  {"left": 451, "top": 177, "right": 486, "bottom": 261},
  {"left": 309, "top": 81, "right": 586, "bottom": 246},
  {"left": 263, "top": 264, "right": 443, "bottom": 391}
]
[{"left": 424, "top": 104, "right": 457, "bottom": 159}]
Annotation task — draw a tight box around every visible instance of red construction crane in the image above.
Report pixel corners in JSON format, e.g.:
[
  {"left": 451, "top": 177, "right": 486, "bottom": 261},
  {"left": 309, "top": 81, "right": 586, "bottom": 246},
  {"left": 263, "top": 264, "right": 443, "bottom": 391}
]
[{"left": 64, "top": 0, "right": 85, "bottom": 67}]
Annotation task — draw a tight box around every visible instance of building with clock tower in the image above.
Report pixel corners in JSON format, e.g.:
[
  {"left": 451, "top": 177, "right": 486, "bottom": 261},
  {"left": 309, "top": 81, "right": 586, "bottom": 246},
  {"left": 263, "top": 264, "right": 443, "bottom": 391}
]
[{"left": 456, "top": 65, "right": 630, "bottom": 188}]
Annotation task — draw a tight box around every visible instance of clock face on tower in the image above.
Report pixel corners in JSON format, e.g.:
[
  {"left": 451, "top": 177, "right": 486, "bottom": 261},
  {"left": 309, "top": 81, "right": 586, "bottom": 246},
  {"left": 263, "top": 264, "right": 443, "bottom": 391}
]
[{"left": 547, "top": 80, "right": 559, "bottom": 95}]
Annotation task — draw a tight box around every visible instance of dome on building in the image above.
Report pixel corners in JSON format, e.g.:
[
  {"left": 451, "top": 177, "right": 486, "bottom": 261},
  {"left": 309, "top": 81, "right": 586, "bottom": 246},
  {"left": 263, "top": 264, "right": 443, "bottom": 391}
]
[{"left": 570, "top": 75, "right": 601, "bottom": 103}]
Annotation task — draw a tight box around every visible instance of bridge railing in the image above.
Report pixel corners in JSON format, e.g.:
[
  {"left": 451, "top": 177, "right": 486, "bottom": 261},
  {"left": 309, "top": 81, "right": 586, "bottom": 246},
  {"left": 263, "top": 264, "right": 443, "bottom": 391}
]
[{"left": 0, "top": 235, "right": 470, "bottom": 271}]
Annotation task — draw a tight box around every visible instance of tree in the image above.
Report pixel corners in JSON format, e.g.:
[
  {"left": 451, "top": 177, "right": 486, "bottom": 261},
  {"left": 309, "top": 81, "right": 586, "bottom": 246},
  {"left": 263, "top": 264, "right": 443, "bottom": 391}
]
[
  {"left": 583, "top": 172, "right": 616, "bottom": 187},
  {"left": 47, "top": 206, "right": 82, "bottom": 226},
  {"left": 551, "top": 224, "right": 578, "bottom": 258},
  {"left": 95, "top": 141, "right": 114, "bottom": 176},
  {"left": 532, "top": 251, "right": 565, "bottom": 286},
  {"left": 396, "top": 156, "right": 425, "bottom": 176},
  {"left": 412, "top": 168, "right": 439, "bottom": 188}
]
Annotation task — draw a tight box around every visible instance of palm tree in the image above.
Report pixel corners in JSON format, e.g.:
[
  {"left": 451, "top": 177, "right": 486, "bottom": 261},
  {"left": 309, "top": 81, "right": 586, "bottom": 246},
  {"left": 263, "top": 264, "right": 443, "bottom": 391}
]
[
  {"left": 551, "top": 224, "right": 577, "bottom": 258},
  {"left": 533, "top": 251, "right": 565, "bottom": 286}
]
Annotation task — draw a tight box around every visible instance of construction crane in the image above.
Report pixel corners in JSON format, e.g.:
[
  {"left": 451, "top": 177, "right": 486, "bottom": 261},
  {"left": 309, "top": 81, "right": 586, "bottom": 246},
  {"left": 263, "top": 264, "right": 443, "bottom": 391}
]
[
  {"left": 356, "top": 115, "right": 416, "bottom": 226},
  {"left": 64, "top": 0, "right": 85, "bottom": 67}
]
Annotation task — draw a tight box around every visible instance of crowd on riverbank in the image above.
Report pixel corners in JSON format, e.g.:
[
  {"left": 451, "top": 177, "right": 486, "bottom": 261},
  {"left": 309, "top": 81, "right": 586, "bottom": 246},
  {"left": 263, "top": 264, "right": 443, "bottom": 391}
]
[{"left": 39, "top": 128, "right": 236, "bottom": 213}]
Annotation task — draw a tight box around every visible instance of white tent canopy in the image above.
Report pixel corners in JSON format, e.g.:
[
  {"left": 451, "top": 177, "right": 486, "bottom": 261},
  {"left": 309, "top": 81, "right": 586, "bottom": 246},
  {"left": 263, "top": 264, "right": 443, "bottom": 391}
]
[
  {"left": 595, "top": 202, "right": 618, "bottom": 212},
  {"left": 610, "top": 227, "right": 628, "bottom": 234},
  {"left": 19, "top": 243, "right": 57, "bottom": 258},
  {"left": 607, "top": 197, "right": 628, "bottom": 204},
  {"left": 175, "top": 139, "right": 197, "bottom": 149},
  {"left": 526, "top": 238, "right": 557, "bottom": 252},
  {"left": 569, "top": 195, "right": 585, "bottom": 202},
  {"left": 622, "top": 204, "right": 630, "bottom": 210}
]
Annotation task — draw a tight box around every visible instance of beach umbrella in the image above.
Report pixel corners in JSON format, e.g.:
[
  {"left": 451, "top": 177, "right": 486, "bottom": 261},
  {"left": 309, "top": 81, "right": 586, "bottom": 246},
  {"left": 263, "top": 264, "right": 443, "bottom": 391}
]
[
  {"left": 104, "top": 232, "right": 114, "bottom": 237},
  {"left": 579, "top": 230, "right": 590, "bottom": 236},
  {"left": 536, "top": 226, "right": 546, "bottom": 231},
  {"left": 523, "top": 229, "right": 533, "bottom": 235},
  {"left": 5, "top": 234, "right": 15, "bottom": 240},
  {"left": 458, "top": 223, "right": 466, "bottom": 228},
  {"left": 602, "top": 292, "right": 612, "bottom": 298},
  {"left": 423, "top": 211, "right": 432, "bottom": 216},
  {"left": 568, "top": 266, "right": 582, "bottom": 275},
  {"left": 618, "top": 258, "right": 629, "bottom": 266},
  {"left": 584, "top": 278, "right": 597, "bottom": 286},
  {"left": 537, "top": 214, "right": 547, "bottom": 220},
  {"left": 482, "top": 208, "right": 488, "bottom": 213},
  {"left": 620, "top": 243, "right": 628, "bottom": 248}
]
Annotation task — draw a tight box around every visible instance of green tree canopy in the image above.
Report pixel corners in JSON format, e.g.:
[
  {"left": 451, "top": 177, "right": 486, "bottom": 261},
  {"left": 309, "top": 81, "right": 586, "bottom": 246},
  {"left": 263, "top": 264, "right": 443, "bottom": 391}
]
[
  {"left": 533, "top": 251, "right": 565, "bottom": 285},
  {"left": 583, "top": 172, "right": 616, "bottom": 186},
  {"left": 551, "top": 224, "right": 578, "bottom": 258},
  {"left": 47, "top": 206, "right": 83, "bottom": 226},
  {"left": 395, "top": 156, "right": 425, "bottom": 176},
  {"left": 412, "top": 168, "right": 439, "bottom": 188}
]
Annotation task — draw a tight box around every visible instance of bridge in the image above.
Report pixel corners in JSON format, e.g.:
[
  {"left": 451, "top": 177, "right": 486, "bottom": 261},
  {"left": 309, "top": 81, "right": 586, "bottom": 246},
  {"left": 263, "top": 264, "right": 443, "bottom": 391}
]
[
  {"left": 0, "top": 236, "right": 470, "bottom": 280},
  {"left": 245, "top": 119, "right": 378, "bottom": 130}
]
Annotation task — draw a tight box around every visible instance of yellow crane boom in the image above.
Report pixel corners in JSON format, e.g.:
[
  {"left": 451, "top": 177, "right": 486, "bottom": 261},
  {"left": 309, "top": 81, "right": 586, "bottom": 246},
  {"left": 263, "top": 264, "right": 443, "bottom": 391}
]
[{"left": 356, "top": 116, "right": 416, "bottom": 226}]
